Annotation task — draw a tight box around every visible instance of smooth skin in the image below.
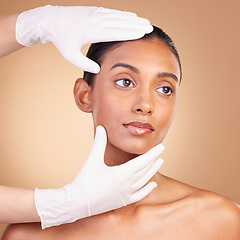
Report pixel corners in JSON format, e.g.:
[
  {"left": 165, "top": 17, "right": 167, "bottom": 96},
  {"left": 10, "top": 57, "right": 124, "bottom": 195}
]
[
  {"left": 2, "top": 39, "right": 240, "bottom": 239},
  {"left": 0, "top": 14, "right": 24, "bottom": 57}
]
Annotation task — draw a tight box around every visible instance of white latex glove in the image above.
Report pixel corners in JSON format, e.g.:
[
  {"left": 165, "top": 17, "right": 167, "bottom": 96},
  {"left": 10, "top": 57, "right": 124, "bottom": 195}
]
[
  {"left": 16, "top": 5, "right": 153, "bottom": 73},
  {"left": 35, "top": 126, "right": 164, "bottom": 229}
]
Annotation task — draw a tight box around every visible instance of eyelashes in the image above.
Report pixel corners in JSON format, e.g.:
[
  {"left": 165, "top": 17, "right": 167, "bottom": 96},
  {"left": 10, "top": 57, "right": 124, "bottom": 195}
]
[
  {"left": 115, "top": 78, "right": 174, "bottom": 96},
  {"left": 156, "top": 86, "right": 173, "bottom": 96},
  {"left": 115, "top": 79, "right": 134, "bottom": 88}
]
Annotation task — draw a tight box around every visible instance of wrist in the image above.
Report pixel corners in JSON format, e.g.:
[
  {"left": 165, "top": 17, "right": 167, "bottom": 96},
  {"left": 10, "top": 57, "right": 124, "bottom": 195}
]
[
  {"left": 35, "top": 186, "right": 88, "bottom": 229},
  {"left": 16, "top": 5, "right": 54, "bottom": 47}
]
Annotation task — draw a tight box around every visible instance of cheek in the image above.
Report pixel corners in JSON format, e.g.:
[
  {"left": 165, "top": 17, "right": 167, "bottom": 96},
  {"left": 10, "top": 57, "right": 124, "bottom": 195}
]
[
  {"left": 91, "top": 88, "right": 125, "bottom": 129},
  {"left": 155, "top": 101, "right": 177, "bottom": 140}
]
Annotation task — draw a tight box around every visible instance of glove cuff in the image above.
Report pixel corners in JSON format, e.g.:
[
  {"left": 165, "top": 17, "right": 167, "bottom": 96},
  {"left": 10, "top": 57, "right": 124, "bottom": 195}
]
[
  {"left": 16, "top": 5, "right": 54, "bottom": 47},
  {"left": 35, "top": 186, "right": 89, "bottom": 229},
  {"left": 34, "top": 188, "right": 45, "bottom": 229}
]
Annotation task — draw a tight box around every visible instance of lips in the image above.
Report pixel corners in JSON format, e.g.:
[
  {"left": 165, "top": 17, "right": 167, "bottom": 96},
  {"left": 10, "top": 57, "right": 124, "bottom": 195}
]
[{"left": 123, "top": 121, "right": 154, "bottom": 135}]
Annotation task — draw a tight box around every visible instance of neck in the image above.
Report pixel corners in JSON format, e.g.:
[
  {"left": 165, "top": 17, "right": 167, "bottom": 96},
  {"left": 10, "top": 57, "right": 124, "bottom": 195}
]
[
  {"left": 110, "top": 173, "right": 162, "bottom": 218},
  {"left": 103, "top": 141, "right": 162, "bottom": 210}
]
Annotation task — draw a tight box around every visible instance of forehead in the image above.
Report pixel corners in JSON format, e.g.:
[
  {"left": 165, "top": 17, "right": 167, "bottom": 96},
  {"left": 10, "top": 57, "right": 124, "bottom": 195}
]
[{"left": 99, "top": 39, "right": 181, "bottom": 80}]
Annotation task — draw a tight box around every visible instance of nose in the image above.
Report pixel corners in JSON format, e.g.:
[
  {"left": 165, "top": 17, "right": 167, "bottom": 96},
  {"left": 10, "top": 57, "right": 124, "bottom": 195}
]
[{"left": 132, "top": 90, "right": 153, "bottom": 115}]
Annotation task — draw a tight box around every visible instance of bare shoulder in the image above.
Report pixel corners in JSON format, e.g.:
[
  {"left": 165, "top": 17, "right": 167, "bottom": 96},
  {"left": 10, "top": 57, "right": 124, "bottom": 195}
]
[
  {"left": 173, "top": 177, "right": 240, "bottom": 239},
  {"left": 1, "top": 222, "right": 58, "bottom": 240},
  {"left": 194, "top": 190, "right": 240, "bottom": 239},
  {"left": 159, "top": 175, "right": 240, "bottom": 239}
]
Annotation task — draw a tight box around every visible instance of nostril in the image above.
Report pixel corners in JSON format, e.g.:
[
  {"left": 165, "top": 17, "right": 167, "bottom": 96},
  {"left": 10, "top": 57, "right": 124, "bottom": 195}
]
[{"left": 136, "top": 109, "right": 142, "bottom": 112}]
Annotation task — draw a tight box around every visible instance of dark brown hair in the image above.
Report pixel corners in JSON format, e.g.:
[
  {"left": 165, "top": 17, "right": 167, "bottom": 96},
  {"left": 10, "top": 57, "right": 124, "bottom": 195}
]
[{"left": 84, "top": 26, "right": 182, "bottom": 86}]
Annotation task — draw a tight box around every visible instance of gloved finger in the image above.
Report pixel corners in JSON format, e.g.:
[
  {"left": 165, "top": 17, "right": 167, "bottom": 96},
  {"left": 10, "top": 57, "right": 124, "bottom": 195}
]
[
  {"left": 132, "top": 154, "right": 164, "bottom": 178},
  {"left": 99, "top": 12, "right": 151, "bottom": 25},
  {"left": 95, "top": 7, "right": 137, "bottom": 17},
  {"left": 129, "top": 181, "right": 157, "bottom": 203},
  {"left": 91, "top": 30, "right": 145, "bottom": 43},
  {"left": 121, "top": 144, "right": 165, "bottom": 175},
  {"left": 65, "top": 50, "right": 100, "bottom": 73},
  {"left": 89, "top": 125, "right": 107, "bottom": 162},
  {"left": 95, "top": 7, "right": 152, "bottom": 26},
  {"left": 132, "top": 158, "right": 164, "bottom": 190},
  {"left": 99, "top": 18, "right": 152, "bottom": 31},
  {"left": 98, "top": 22, "right": 153, "bottom": 36}
]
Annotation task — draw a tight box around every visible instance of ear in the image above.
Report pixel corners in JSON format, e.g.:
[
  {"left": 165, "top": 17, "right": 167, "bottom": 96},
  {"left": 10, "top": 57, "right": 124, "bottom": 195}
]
[{"left": 74, "top": 78, "right": 93, "bottom": 113}]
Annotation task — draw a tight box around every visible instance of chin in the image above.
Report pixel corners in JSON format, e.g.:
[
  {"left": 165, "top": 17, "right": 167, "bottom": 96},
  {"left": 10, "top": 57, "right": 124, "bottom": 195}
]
[
  {"left": 107, "top": 129, "right": 164, "bottom": 156},
  {"left": 128, "top": 147, "right": 153, "bottom": 155},
  {"left": 117, "top": 140, "right": 156, "bottom": 155}
]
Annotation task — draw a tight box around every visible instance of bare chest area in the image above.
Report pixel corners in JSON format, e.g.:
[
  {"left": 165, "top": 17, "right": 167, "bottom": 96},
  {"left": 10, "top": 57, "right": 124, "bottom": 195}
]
[{"left": 66, "top": 205, "right": 205, "bottom": 240}]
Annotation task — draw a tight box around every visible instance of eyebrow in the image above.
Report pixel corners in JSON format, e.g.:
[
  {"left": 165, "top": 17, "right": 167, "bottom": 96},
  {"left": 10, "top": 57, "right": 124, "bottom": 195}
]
[
  {"left": 110, "top": 62, "right": 179, "bottom": 83},
  {"left": 110, "top": 63, "right": 139, "bottom": 74},
  {"left": 157, "top": 72, "right": 179, "bottom": 83}
]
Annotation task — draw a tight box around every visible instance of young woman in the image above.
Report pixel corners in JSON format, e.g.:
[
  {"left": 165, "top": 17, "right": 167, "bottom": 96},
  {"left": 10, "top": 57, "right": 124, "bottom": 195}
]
[{"left": 2, "top": 26, "right": 240, "bottom": 240}]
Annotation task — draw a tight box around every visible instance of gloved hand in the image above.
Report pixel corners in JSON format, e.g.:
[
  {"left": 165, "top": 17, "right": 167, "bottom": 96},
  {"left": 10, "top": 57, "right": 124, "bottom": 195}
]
[
  {"left": 35, "top": 126, "right": 164, "bottom": 229},
  {"left": 16, "top": 5, "right": 153, "bottom": 73}
]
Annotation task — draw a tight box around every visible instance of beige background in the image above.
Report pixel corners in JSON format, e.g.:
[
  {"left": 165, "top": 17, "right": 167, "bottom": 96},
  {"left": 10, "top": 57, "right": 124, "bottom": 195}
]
[{"left": 0, "top": 0, "right": 240, "bottom": 236}]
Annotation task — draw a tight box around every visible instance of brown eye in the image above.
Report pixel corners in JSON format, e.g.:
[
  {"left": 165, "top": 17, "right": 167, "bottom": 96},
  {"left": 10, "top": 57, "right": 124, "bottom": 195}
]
[
  {"left": 115, "top": 79, "right": 134, "bottom": 88},
  {"left": 156, "top": 86, "right": 173, "bottom": 96}
]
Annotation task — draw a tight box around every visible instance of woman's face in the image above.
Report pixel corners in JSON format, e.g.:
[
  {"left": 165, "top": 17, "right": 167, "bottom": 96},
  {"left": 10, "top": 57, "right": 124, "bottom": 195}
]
[{"left": 90, "top": 39, "right": 181, "bottom": 155}]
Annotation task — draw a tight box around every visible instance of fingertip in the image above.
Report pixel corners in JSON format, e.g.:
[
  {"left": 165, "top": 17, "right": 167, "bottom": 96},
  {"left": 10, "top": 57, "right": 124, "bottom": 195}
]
[
  {"left": 96, "top": 125, "right": 106, "bottom": 131},
  {"left": 156, "top": 144, "right": 165, "bottom": 153},
  {"left": 95, "top": 125, "right": 107, "bottom": 138},
  {"left": 92, "top": 126, "right": 107, "bottom": 159},
  {"left": 148, "top": 144, "right": 165, "bottom": 157},
  {"left": 130, "top": 181, "right": 158, "bottom": 203},
  {"left": 144, "top": 182, "right": 157, "bottom": 195},
  {"left": 91, "top": 64, "right": 100, "bottom": 74},
  {"left": 145, "top": 24, "right": 154, "bottom": 34},
  {"left": 158, "top": 158, "right": 164, "bottom": 167},
  {"left": 150, "top": 181, "right": 158, "bottom": 189},
  {"left": 76, "top": 55, "right": 100, "bottom": 74},
  {"left": 155, "top": 158, "right": 164, "bottom": 171},
  {"left": 85, "top": 62, "right": 100, "bottom": 74}
]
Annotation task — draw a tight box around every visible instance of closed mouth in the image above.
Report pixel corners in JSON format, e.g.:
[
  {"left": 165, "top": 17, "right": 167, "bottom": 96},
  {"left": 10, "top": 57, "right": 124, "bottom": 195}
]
[{"left": 123, "top": 121, "right": 154, "bottom": 135}]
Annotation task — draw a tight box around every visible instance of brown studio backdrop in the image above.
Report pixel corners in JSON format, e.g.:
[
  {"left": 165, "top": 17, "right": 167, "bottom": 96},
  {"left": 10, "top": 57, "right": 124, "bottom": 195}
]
[{"left": 0, "top": 0, "right": 240, "bottom": 236}]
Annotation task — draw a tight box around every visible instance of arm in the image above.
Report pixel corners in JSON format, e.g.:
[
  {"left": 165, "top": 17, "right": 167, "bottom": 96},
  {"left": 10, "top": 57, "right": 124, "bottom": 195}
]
[
  {"left": 0, "top": 14, "right": 24, "bottom": 57},
  {"left": 0, "top": 186, "right": 40, "bottom": 224},
  {"left": 2, "top": 223, "right": 50, "bottom": 240}
]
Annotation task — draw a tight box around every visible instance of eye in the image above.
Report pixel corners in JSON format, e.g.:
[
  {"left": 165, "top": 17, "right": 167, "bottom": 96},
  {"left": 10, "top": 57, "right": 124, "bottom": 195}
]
[
  {"left": 156, "top": 86, "right": 173, "bottom": 96},
  {"left": 115, "top": 79, "right": 134, "bottom": 88}
]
